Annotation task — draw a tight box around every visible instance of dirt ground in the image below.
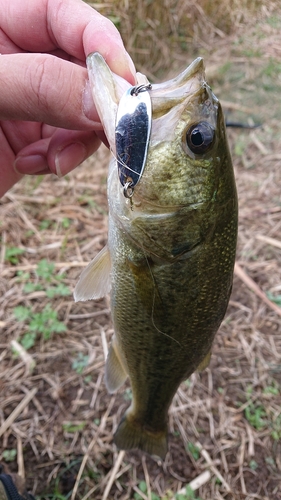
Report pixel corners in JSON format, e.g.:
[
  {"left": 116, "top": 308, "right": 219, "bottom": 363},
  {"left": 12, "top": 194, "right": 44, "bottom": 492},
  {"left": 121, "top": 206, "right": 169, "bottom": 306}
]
[{"left": 1, "top": 4, "right": 281, "bottom": 500}]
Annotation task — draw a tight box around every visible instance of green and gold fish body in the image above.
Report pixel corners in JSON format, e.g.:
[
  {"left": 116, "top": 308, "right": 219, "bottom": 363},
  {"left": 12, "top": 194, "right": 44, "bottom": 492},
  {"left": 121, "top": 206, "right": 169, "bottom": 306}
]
[{"left": 75, "top": 54, "right": 238, "bottom": 458}]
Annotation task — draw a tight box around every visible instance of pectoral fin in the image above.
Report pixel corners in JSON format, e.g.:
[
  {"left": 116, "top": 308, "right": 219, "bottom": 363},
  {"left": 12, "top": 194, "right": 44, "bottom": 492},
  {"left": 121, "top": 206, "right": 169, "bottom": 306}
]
[
  {"left": 105, "top": 337, "right": 128, "bottom": 393},
  {"left": 197, "top": 351, "right": 211, "bottom": 372},
  {"left": 74, "top": 245, "right": 111, "bottom": 302}
]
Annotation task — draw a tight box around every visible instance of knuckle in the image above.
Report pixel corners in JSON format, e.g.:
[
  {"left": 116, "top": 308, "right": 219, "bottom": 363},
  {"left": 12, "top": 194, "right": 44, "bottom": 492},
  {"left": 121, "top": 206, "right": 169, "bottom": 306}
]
[
  {"left": 27, "top": 54, "right": 72, "bottom": 121},
  {"left": 29, "top": 55, "right": 52, "bottom": 108}
]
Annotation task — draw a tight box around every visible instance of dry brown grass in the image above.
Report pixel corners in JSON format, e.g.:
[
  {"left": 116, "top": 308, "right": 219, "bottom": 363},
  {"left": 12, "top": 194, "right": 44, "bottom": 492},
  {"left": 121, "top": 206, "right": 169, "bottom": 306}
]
[
  {"left": 1, "top": 1, "right": 281, "bottom": 499},
  {"left": 89, "top": 0, "right": 278, "bottom": 77}
]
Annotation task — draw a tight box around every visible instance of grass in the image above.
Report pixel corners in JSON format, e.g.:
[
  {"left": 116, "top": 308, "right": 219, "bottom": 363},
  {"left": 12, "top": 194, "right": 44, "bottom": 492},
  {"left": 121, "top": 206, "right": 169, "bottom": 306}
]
[
  {"left": 14, "top": 303, "right": 67, "bottom": 348},
  {"left": 2, "top": 449, "right": 17, "bottom": 463},
  {"left": 89, "top": 0, "right": 273, "bottom": 76},
  {"left": 72, "top": 353, "right": 89, "bottom": 374},
  {"left": 1, "top": 1, "right": 281, "bottom": 499},
  {"left": 5, "top": 246, "right": 25, "bottom": 264},
  {"left": 10, "top": 259, "right": 70, "bottom": 349}
]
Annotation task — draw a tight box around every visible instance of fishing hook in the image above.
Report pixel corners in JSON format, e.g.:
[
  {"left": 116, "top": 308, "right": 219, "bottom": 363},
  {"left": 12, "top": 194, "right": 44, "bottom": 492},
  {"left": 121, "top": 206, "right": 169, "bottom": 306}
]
[{"left": 123, "top": 181, "right": 134, "bottom": 199}]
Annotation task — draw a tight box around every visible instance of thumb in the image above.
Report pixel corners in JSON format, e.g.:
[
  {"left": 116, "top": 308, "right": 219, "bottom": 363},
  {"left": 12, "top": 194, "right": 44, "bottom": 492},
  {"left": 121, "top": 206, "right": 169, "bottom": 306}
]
[{"left": 0, "top": 53, "right": 100, "bottom": 130}]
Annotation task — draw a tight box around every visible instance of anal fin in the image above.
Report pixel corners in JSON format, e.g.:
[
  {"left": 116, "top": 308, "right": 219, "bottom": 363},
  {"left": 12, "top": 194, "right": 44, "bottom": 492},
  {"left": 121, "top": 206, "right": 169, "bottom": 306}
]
[
  {"left": 197, "top": 351, "right": 211, "bottom": 372},
  {"left": 105, "top": 337, "right": 128, "bottom": 393}
]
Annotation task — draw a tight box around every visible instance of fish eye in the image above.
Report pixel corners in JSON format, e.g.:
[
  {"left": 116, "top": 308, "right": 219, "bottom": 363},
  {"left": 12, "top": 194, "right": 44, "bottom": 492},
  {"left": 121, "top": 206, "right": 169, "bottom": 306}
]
[{"left": 185, "top": 121, "right": 215, "bottom": 155}]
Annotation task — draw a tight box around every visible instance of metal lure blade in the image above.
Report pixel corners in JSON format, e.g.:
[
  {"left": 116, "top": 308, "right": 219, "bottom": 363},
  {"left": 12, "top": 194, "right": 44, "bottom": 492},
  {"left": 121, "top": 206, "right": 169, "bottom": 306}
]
[{"left": 115, "top": 84, "right": 152, "bottom": 190}]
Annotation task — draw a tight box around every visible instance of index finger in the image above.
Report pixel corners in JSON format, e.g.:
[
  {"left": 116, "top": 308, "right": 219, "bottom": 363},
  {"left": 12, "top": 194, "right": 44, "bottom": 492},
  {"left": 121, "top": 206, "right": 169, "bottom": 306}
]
[{"left": 0, "top": 0, "right": 135, "bottom": 83}]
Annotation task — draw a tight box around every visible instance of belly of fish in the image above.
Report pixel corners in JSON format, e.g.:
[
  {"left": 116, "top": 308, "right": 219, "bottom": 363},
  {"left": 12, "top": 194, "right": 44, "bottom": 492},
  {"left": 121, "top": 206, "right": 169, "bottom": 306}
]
[{"left": 108, "top": 203, "right": 236, "bottom": 458}]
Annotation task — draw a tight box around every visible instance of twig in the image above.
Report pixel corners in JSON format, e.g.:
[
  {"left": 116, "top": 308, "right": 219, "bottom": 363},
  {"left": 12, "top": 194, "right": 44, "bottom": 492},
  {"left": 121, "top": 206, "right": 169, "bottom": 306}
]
[
  {"left": 189, "top": 470, "right": 211, "bottom": 491},
  {"left": 2, "top": 261, "right": 88, "bottom": 276},
  {"left": 195, "top": 442, "right": 232, "bottom": 493},
  {"left": 17, "top": 435, "right": 25, "bottom": 479},
  {"left": 3, "top": 194, "right": 57, "bottom": 204},
  {"left": 172, "top": 470, "right": 211, "bottom": 499},
  {"left": 101, "top": 451, "right": 125, "bottom": 500},
  {"left": 256, "top": 234, "right": 281, "bottom": 250},
  {"left": 80, "top": 483, "right": 100, "bottom": 500},
  {"left": 234, "top": 262, "right": 281, "bottom": 317},
  {"left": 11, "top": 340, "right": 36, "bottom": 373},
  {"left": 68, "top": 309, "right": 110, "bottom": 319},
  {"left": 72, "top": 398, "right": 116, "bottom": 500},
  {"left": 132, "top": 485, "right": 148, "bottom": 500},
  {"left": 142, "top": 456, "right": 151, "bottom": 500},
  {"left": 239, "top": 433, "right": 247, "bottom": 495},
  {"left": 0, "top": 387, "right": 37, "bottom": 438},
  {"left": 250, "top": 131, "right": 269, "bottom": 155},
  {"left": 6, "top": 195, "right": 42, "bottom": 242},
  {"left": 71, "top": 437, "right": 97, "bottom": 500},
  {"left": 245, "top": 423, "right": 255, "bottom": 457}
]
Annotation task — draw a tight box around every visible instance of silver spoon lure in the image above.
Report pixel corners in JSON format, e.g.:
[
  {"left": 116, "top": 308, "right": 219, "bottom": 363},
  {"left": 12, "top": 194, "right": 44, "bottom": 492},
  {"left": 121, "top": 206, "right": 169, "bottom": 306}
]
[{"left": 115, "top": 83, "right": 152, "bottom": 198}]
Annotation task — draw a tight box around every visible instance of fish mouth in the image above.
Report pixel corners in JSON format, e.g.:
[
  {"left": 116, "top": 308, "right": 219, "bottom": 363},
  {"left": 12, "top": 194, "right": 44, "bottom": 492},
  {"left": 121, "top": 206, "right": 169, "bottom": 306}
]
[
  {"left": 86, "top": 53, "right": 206, "bottom": 154},
  {"left": 149, "top": 57, "right": 205, "bottom": 116}
]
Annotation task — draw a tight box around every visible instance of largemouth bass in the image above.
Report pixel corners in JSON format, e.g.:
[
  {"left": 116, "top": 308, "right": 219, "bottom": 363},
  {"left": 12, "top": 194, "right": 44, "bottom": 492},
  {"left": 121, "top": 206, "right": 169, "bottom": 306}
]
[{"left": 75, "top": 53, "right": 238, "bottom": 459}]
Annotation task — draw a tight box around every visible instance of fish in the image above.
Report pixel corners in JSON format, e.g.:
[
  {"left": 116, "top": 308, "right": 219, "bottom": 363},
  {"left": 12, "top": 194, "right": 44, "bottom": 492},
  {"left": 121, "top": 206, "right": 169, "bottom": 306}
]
[{"left": 74, "top": 53, "right": 238, "bottom": 459}]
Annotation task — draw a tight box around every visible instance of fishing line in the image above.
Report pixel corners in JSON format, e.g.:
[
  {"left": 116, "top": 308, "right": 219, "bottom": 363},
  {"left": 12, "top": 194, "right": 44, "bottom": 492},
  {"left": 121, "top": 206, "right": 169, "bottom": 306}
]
[
  {"left": 142, "top": 250, "right": 181, "bottom": 347},
  {"left": 110, "top": 150, "right": 151, "bottom": 183}
]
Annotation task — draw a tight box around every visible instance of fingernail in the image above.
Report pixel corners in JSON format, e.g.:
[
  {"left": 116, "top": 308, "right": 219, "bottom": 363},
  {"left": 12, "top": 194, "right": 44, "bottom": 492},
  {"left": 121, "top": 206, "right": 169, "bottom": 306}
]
[
  {"left": 125, "top": 52, "right": 136, "bottom": 83},
  {"left": 83, "top": 80, "right": 102, "bottom": 124},
  {"left": 14, "top": 154, "right": 48, "bottom": 174},
  {"left": 110, "top": 51, "right": 136, "bottom": 85},
  {"left": 55, "top": 143, "right": 87, "bottom": 177}
]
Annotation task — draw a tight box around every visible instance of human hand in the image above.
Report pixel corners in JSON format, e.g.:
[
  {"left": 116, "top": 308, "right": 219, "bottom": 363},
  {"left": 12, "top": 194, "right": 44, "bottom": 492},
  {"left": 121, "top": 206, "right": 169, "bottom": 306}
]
[{"left": 0, "top": 0, "right": 136, "bottom": 197}]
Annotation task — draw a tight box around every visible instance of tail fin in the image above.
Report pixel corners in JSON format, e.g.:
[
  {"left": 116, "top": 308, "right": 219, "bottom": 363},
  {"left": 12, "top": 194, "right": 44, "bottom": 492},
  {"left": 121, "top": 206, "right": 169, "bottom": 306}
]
[{"left": 114, "top": 413, "right": 167, "bottom": 459}]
